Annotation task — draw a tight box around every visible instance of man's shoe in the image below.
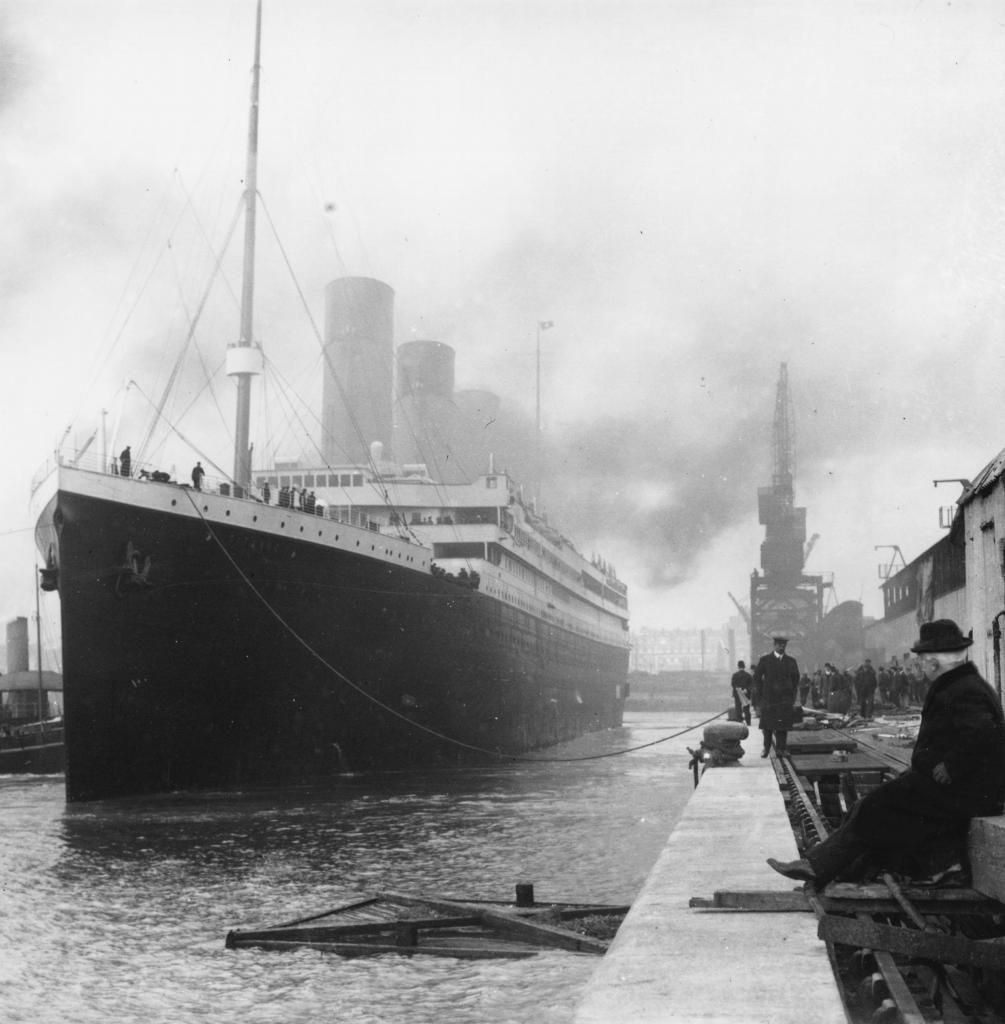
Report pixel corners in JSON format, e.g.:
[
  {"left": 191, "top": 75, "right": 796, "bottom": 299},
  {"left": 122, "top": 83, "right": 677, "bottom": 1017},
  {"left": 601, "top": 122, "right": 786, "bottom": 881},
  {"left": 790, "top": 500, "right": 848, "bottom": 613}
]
[
  {"left": 766, "top": 857, "right": 816, "bottom": 883},
  {"left": 760, "top": 749, "right": 770, "bottom": 758}
]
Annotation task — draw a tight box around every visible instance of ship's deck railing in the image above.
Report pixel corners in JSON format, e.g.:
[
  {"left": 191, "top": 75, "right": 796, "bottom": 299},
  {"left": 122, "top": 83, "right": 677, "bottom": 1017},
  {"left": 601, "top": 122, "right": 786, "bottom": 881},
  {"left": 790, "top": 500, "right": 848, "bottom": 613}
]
[{"left": 36, "top": 446, "right": 404, "bottom": 534}]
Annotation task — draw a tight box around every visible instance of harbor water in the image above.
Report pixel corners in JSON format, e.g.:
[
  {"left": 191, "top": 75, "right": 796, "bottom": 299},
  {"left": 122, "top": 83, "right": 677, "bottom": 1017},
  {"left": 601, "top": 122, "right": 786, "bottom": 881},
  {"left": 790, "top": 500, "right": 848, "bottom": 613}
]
[{"left": 1, "top": 709, "right": 717, "bottom": 1024}]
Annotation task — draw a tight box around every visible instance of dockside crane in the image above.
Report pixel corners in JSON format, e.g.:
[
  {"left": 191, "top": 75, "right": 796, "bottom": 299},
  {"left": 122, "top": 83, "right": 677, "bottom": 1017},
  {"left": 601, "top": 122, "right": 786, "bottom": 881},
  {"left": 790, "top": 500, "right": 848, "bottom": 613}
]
[
  {"left": 727, "top": 591, "right": 751, "bottom": 627},
  {"left": 749, "top": 364, "right": 826, "bottom": 657},
  {"left": 804, "top": 532, "right": 820, "bottom": 567}
]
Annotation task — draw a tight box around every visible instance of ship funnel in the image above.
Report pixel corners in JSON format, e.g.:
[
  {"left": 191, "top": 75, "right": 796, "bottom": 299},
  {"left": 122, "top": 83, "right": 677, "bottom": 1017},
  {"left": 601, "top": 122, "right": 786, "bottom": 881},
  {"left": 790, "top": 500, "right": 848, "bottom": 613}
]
[
  {"left": 394, "top": 340, "right": 466, "bottom": 483},
  {"left": 322, "top": 277, "right": 395, "bottom": 465}
]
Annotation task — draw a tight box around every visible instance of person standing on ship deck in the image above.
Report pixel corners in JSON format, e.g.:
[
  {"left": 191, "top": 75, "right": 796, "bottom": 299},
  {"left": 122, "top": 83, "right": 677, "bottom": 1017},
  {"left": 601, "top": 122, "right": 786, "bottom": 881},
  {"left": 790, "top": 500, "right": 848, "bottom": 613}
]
[
  {"left": 752, "top": 635, "right": 800, "bottom": 758},
  {"left": 768, "top": 619, "right": 1005, "bottom": 887},
  {"left": 119, "top": 445, "right": 131, "bottom": 478},
  {"left": 191, "top": 461, "right": 205, "bottom": 491}
]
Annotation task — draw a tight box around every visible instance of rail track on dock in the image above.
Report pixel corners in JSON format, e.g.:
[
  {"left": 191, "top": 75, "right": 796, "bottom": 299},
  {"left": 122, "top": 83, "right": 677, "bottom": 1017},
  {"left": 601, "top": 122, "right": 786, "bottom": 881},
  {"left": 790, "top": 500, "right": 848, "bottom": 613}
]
[{"left": 768, "top": 745, "right": 1005, "bottom": 1023}]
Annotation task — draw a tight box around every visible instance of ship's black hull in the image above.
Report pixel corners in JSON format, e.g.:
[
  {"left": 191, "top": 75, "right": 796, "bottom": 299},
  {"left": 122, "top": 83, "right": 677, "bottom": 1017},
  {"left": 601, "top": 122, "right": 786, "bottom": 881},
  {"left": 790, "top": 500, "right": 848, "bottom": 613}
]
[{"left": 40, "top": 485, "right": 627, "bottom": 801}]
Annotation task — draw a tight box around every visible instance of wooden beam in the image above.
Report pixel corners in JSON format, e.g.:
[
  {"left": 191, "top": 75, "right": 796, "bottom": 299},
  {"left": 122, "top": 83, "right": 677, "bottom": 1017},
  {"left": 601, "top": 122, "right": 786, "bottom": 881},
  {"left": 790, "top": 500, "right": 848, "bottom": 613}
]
[
  {"left": 689, "top": 887, "right": 994, "bottom": 915},
  {"left": 818, "top": 915, "right": 1005, "bottom": 970},
  {"left": 227, "top": 913, "right": 484, "bottom": 943},
  {"left": 478, "top": 908, "right": 610, "bottom": 953},
  {"left": 853, "top": 911, "right": 927, "bottom": 1024},
  {"left": 227, "top": 937, "right": 539, "bottom": 959}
]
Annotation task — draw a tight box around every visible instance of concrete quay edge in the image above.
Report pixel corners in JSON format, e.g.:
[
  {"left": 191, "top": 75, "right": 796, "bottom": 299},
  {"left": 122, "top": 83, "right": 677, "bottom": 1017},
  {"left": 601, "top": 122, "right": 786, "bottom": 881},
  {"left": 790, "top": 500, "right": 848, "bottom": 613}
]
[{"left": 574, "top": 756, "right": 846, "bottom": 1024}]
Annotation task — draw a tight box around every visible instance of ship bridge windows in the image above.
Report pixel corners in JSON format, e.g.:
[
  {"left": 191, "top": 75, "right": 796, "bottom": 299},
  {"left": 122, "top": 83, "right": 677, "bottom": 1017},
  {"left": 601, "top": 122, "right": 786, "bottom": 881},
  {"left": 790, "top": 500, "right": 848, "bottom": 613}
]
[{"left": 432, "top": 542, "right": 486, "bottom": 559}]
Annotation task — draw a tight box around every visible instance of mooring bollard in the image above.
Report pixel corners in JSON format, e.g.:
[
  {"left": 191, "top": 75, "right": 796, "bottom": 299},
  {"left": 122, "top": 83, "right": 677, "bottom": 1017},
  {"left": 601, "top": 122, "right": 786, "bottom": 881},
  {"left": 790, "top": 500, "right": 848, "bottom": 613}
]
[{"left": 515, "top": 883, "right": 535, "bottom": 907}]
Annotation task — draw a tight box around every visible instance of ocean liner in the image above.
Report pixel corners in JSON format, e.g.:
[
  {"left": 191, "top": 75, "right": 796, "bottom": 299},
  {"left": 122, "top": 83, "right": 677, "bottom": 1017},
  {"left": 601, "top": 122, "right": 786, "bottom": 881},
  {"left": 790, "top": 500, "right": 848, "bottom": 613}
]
[{"left": 30, "top": 3, "right": 629, "bottom": 802}]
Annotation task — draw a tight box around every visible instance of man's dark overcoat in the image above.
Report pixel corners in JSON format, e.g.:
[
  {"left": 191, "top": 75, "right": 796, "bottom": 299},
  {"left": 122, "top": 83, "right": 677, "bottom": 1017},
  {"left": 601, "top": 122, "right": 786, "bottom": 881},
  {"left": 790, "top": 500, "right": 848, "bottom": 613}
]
[
  {"left": 752, "top": 651, "right": 800, "bottom": 730},
  {"left": 908, "top": 661, "right": 1005, "bottom": 815},
  {"left": 730, "top": 668, "right": 752, "bottom": 698},
  {"left": 809, "top": 661, "right": 1005, "bottom": 881}
]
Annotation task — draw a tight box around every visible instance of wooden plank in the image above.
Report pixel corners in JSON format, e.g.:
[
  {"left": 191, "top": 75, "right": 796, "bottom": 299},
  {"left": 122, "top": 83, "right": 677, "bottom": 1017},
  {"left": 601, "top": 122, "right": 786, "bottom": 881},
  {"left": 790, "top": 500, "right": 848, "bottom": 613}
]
[
  {"left": 227, "top": 914, "right": 484, "bottom": 943},
  {"left": 689, "top": 887, "right": 993, "bottom": 915},
  {"left": 376, "top": 889, "right": 499, "bottom": 916},
  {"left": 872, "top": 949, "right": 928, "bottom": 1024},
  {"left": 269, "top": 895, "right": 383, "bottom": 929},
  {"left": 824, "top": 883, "right": 988, "bottom": 905},
  {"left": 478, "top": 908, "right": 609, "bottom": 953},
  {"left": 789, "top": 752, "right": 892, "bottom": 778},
  {"left": 854, "top": 911, "right": 927, "bottom": 1024},
  {"left": 689, "top": 891, "right": 809, "bottom": 911},
  {"left": 785, "top": 730, "right": 858, "bottom": 754},
  {"left": 228, "top": 937, "right": 540, "bottom": 959},
  {"left": 367, "top": 890, "right": 612, "bottom": 953},
  {"left": 818, "top": 915, "right": 1005, "bottom": 970}
]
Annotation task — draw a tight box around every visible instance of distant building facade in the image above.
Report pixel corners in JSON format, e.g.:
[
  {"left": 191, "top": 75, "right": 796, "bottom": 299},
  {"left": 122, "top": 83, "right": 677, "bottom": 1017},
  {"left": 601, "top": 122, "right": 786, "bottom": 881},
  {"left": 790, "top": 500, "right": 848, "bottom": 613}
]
[{"left": 629, "top": 627, "right": 731, "bottom": 673}]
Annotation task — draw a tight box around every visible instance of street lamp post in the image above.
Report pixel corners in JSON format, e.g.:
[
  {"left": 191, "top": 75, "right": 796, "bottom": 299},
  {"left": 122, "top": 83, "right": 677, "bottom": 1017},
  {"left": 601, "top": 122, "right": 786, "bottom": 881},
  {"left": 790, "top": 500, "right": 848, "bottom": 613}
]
[{"left": 535, "top": 320, "right": 553, "bottom": 504}]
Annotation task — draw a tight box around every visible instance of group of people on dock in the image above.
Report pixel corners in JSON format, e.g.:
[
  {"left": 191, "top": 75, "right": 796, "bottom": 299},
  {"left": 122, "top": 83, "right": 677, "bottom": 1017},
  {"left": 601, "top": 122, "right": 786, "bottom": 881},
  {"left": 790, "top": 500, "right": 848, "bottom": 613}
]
[
  {"left": 796, "top": 659, "right": 929, "bottom": 716},
  {"left": 732, "top": 650, "right": 935, "bottom": 733}
]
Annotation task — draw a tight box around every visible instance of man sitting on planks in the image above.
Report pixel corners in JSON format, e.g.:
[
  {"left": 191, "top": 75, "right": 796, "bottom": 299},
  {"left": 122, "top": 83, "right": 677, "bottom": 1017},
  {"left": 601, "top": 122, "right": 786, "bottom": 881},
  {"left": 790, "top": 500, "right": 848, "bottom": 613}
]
[{"left": 767, "top": 619, "right": 1005, "bottom": 887}]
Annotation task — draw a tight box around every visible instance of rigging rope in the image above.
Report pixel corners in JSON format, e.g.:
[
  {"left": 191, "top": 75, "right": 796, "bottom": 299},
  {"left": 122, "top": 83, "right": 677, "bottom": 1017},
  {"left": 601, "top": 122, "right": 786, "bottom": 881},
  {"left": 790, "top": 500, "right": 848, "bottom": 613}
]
[{"left": 182, "top": 488, "right": 715, "bottom": 763}]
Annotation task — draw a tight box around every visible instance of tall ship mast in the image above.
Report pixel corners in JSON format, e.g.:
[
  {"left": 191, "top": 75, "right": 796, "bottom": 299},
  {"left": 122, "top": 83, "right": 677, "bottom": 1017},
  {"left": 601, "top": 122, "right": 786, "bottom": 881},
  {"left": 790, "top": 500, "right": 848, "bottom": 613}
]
[
  {"left": 29, "top": 5, "right": 630, "bottom": 802},
  {"left": 229, "top": 0, "right": 263, "bottom": 495}
]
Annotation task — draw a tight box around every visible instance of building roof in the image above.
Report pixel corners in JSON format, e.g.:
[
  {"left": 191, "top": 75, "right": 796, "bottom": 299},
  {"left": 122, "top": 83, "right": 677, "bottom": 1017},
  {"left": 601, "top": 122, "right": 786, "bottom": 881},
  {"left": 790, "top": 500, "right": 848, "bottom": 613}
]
[{"left": 962, "top": 446, "right": 1005, "bottom": 503}]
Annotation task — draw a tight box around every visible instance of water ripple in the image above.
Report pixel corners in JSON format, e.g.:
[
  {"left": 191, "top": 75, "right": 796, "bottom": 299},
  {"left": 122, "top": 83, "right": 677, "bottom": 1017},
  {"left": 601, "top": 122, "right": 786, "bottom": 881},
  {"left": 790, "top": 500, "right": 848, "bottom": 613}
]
[{"left": 0, "top": 711, "right": 711, "bottom": 1023}]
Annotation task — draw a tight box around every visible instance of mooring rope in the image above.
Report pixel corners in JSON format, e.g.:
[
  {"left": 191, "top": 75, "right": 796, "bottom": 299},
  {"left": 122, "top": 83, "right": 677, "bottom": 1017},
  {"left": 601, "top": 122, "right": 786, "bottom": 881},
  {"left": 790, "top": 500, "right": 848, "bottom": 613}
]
[{"left": 183, "top": 489, "right": 722, "bottom": 762}]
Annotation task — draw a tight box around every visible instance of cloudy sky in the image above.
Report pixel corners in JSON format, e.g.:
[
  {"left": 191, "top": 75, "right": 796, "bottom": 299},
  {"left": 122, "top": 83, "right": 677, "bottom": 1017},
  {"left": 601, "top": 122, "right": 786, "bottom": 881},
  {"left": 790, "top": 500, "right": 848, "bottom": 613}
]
[{"left": 3, "top": 0, "right": 1005, "bottom": 654}]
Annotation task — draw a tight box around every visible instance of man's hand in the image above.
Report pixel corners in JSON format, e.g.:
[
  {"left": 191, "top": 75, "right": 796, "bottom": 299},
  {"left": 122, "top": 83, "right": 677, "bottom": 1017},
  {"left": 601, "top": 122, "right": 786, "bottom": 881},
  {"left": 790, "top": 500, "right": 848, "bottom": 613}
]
[{"left": 933, "top": 762, "right": 952, "bottom": 785}]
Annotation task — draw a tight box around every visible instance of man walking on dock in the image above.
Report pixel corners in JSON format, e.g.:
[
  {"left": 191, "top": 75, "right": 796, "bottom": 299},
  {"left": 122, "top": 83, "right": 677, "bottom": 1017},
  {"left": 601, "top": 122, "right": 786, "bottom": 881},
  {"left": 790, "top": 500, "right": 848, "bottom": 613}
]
[
  {"left": 767, "top": 619, "right": 1005, "bottom": 887},
  {"left": 731, "top": 660, "right": 753, "bottom": 725},
  {"left": 752, "top": 635, "right": 800, "bottom": 758}
]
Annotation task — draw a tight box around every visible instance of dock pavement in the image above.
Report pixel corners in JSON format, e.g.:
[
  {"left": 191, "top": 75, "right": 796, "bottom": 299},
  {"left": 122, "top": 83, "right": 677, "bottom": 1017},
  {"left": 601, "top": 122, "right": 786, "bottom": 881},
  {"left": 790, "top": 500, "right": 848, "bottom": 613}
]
[{"left": 574, "top": 750, "right": 846, "bottom": 1024}]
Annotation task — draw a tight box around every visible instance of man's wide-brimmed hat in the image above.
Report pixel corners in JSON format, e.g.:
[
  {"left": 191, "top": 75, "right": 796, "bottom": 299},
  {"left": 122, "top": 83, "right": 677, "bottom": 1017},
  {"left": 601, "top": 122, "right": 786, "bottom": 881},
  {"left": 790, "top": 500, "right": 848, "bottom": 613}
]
[
  {"left": 911, "top": 619, "right": 972, "bottom": 654},
  {"left": 772, "top": 635, "right": 788, "bottom": 643}
]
